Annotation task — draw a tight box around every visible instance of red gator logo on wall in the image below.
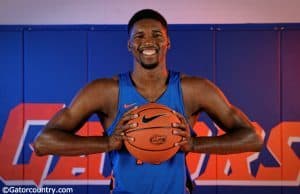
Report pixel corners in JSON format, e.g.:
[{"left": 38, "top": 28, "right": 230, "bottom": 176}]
[{"left": 0, "top": 103, "right": 299, "bottom": 187}]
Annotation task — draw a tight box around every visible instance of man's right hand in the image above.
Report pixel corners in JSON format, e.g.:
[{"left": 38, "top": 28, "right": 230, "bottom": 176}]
[{"left": 108, "top": 107, "right": 138, "bottom": 151}]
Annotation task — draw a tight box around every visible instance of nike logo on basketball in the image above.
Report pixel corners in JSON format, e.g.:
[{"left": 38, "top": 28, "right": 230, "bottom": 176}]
[{"left": 142, "top": 114, "right": 166, "bottom": 123}]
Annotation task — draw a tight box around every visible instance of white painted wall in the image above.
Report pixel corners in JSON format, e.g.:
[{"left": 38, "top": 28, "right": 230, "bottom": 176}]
[{"left": 0, "top": 0, "right": 299, "bottom": 24}]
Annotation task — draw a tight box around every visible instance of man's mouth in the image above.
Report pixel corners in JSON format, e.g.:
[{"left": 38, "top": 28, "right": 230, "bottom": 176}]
[
  {"left": 138, "top": 47, "right": 159, "bottom": 56},
  {"left": 142, "top": 49, "right": 156, "bottom": 56}
]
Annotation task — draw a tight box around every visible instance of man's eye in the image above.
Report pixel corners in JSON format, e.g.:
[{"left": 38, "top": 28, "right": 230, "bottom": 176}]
[
  {"left": 134, "top": 34, "right": 143, "bottom": 39},
  {"left": 153, "top": 33, "right": 162, "bottom": 37}
]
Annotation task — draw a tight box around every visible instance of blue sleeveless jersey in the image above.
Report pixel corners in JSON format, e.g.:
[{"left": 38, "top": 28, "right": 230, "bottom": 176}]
[{"left": 106, "top": 71, "right": 190, "bottom": 194}]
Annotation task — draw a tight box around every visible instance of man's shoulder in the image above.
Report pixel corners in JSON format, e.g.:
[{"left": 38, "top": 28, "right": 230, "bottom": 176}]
[
  {"left": 180, "top": 73, "right": 223, "bottom": 99},
  {"left": 79, "top": 76, "right": 119, "bottom": 107},
  {"left": 180, "top": 74, "right": 220, "bottom": 94},
  {"left": 89, "top": 76, "right": 119, "bottom": 88},
  {"left": 180, "top": 74, "right": 211, "bottom": 85},
  {"left": 78, "top": 76, "right": 120, "bottom": 98}
]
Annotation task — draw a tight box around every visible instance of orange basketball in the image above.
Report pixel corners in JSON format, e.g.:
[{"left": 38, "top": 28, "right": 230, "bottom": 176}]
[{"left": 124, "top": 103, "right": 182, "bottom": 164}]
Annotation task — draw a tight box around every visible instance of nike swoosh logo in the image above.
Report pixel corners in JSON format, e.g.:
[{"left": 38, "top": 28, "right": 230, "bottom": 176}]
[
  {"left": 124, "top": 103, "right": 136, "bottom": 109},
  {"left": 142, "top": 114, "right": 166, "bottom": 123}
]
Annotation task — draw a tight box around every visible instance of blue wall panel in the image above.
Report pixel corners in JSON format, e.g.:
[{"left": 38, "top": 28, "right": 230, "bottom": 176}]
[
  {"left": 216, "top": 30, "right": 280, "bottom": 128},
  {"left": 0, "top": 31, "right": 23, "bottom": 137},
  {"left": 282, "top": 30, "right": 300, "bottom": 121},
  {"left": 88, "top": 30, "right": 132, "bottom": 80},
  {"left": 168, "top": 29, "right": 214, "bottom": 80},
  {"left": 24, "top": 30, "right": 87, "bottom": 104},
  {"left": 281, "top": 30, "right": 300, "bottom": 194},
  {"left": 216, "top": 29, "right": 281, "bottom": 194}
]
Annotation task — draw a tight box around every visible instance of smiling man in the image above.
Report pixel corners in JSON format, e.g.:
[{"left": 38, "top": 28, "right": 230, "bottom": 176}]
[
  {"left": 33, "top": 9, "right": 263, "bottom": 194},
  {"left": 128, "top": 14, "right": 170, "bottom": 70}
]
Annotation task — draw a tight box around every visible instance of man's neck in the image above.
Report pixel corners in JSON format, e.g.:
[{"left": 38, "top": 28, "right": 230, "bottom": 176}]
[
  {"left": 130, "top": 66, "right": 169, "bottom": 102},
  {"left": 131, "top": 65, "right": 168, "bottom": 85}
]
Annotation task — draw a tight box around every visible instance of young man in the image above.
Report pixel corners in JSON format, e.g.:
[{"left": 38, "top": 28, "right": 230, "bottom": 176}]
[{"left": 33, "top": 9, "right": 263, "bottom": 194}]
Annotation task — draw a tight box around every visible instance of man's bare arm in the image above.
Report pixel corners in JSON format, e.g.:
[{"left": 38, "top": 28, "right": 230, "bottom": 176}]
[
  {"left": 191, "top": 105, "right": 262, "bottom": 154},
  {"left": 33, "top": 107, "right": 111, "bottom": 156},
  {"left": 33, "top": 78, "right": 127, "bottom": 156},
  {"left": 180, "top": 77, "right": 263, "bottom": 154}
]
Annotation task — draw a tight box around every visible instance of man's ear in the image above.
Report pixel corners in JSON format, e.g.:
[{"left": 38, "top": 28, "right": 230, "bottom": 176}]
[
  {"left": 167, "top": 37, "right": 171, "bottom": 49},
  {"left": 128, "top": 41, "right": 132, "bottom": 51}
]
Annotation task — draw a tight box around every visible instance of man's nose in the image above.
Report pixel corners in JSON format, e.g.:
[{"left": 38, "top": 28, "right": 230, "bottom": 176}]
[{"left": 143, "top": 36, "right": 155, "bottom": 45}]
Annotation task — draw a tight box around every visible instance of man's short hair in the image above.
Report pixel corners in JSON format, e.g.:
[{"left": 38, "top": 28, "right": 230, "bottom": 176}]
[{"left": 127, "top": 9, "right": 168, "bottom": 35}]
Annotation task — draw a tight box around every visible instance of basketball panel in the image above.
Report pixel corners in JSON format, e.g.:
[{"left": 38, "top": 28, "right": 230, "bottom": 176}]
[
  {"left": 125, "top": 127, "right": 182, "bottom": 150},
  {"left": 125, "top": 142, "right": 180, "bottom": 164}
]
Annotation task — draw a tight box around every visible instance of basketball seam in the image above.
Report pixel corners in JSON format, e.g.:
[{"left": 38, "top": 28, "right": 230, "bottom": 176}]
[
  {"left": 135, "top": 107, "right": 173, "bottom": 114},
  {"left": 125, "top": 141, "right": 179, "bottom": 152},
  {"left": 125, "top": 126, "right": 174, "bottom": 133}
]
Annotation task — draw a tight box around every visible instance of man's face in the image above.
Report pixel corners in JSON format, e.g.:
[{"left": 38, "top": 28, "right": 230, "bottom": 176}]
[{"left": 128, "top": 19, "right": 170, "bottom": 69}]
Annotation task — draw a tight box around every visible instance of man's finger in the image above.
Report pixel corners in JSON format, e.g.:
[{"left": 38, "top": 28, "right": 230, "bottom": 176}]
[
  {"left": 172, "top": 129, "right": 189, "bottom": 137},
  {"left": 122, "top": 135, "right": 135, "bottom": 142},
  {"left": 172, "top": 122, "right": 187, "bottom": 130},
  {"left": 123, "top": 106, "right": 139, "bottom": 116},
  {"left": 119, "top": 112, "right": 139, "bottom": 125},
  {"left": 174, "top": 139, "right": 188, "bottom": 147},
  {"left": 115, "top": 122, "right": 138, "bottom": 133},
  {"left": 172, "top": 110, "right": 188, "bottom": 125}
]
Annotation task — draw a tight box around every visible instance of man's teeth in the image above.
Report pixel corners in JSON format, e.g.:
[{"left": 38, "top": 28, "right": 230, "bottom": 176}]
[{"left": 142, "top": 49, "right": 156, "bottom": 55}]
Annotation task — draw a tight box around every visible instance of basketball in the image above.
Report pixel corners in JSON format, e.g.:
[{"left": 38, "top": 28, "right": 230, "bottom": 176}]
[{"left": 124, "top": 103, "right": 182, "bottom": 164}]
